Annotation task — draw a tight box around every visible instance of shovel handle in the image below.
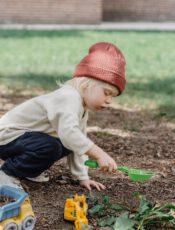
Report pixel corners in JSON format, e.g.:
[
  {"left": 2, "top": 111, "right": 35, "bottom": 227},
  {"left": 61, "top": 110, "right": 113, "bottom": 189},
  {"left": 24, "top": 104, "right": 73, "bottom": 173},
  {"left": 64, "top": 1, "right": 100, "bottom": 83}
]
[
  {"left": 84, "top": 160, "right": 129, "bottom": 173},
  {"left": 117, "top": 166, "right": 129, "bottom": 173},
  {"left": 84, "top": 160, "right": 99, "bottom": 168}
]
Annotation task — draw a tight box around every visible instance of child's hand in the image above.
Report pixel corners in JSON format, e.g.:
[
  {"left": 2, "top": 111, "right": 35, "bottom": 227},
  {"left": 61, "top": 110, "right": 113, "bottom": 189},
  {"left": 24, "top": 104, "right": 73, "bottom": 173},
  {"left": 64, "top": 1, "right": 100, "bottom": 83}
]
[
  {"left": 79, "top": 179, "right": 106, "bottom": 191},
  {"left": 86, "top": 145, "right": 117, "bottom": 173},
  {"left": 97, "top": 152, "right": 117, "bottom": 173}
]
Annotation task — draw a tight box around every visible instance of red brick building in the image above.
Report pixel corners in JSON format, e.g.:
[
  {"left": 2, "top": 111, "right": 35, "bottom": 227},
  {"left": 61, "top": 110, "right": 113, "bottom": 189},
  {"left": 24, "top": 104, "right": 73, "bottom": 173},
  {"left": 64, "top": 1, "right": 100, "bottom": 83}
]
[
  {"left": 103, "top": 0, "right": 175, "bottom": 22},
  {"left": 0, "top": 0, "right": 174, "bottom": 24}
]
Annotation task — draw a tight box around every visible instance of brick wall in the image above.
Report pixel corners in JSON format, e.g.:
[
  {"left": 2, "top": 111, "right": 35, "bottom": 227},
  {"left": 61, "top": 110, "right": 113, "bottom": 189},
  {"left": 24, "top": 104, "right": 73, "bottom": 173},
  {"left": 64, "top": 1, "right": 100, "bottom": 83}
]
[
  {"left": 1, "top": 0, "right": 175, "bottom": 24},
  {"left": 0, "top": 0, "right": 102, "bottom": 24},
  {"left": 103, "top": 0, "right": 175, "bottom": 22}
]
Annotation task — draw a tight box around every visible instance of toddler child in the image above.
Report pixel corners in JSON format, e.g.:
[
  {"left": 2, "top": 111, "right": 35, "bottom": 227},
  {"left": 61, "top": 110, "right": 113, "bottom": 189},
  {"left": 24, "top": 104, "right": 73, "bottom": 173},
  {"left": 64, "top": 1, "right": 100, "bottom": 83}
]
[{"left": 0, "top": 42, "right": 126, "bottom": 191}]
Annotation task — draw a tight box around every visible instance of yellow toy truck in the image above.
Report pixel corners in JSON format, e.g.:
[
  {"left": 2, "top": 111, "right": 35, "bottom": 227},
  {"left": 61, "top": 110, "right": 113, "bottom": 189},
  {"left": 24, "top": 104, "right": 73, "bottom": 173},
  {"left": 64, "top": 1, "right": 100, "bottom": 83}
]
[
  {"left": 64, "top": 194, "right": 88, "bottom": 230},
  {"left": 0, "top": 185, "right": 36, "bottom": 230}
]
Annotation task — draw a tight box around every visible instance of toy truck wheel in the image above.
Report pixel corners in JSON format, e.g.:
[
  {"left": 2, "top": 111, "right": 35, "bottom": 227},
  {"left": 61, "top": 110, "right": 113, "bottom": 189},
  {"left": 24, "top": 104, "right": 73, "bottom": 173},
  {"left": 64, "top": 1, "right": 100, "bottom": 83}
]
[
  {"left": 3, "top": 222, "right": 18, "bottom": 230},
  {"left": 22, "top": 216, "right": 36, "bottom": 230}
]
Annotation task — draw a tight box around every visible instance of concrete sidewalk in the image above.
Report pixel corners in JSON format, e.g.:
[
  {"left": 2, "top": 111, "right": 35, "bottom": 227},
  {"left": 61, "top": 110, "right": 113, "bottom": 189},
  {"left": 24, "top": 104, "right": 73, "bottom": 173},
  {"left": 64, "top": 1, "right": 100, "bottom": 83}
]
[{"left": 0, "top": 22, "right": 175, "bottom": 31}]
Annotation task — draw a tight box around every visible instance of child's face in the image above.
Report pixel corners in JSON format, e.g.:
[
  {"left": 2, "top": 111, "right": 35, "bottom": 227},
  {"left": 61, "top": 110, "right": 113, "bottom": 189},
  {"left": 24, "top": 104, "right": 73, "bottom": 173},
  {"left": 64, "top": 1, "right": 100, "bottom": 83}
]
[{"left": 83, "top": 84, "right": 118, "bottom": 111}]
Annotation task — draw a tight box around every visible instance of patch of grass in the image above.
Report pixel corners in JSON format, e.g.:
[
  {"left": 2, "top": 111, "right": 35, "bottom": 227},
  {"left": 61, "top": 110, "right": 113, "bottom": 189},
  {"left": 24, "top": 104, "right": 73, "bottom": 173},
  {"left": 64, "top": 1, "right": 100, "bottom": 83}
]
[
  {"left": 96, "top": 131, "right": 112, "bottom": 137},
  {"left": 0, "top": 29, "right": 175, "bottom": 117}
]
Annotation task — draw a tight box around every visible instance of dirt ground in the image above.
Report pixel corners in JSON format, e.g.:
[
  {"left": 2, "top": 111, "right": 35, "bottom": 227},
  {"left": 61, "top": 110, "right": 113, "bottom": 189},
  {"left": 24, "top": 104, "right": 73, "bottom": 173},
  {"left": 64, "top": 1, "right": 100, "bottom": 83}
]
[{"left": 0, "top": 91, "right": 175, "bottom": 230}]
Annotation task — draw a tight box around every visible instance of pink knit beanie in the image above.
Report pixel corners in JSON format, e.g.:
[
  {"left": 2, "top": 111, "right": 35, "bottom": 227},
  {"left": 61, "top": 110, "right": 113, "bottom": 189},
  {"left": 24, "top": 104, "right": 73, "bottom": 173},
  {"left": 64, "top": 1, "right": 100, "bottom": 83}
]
[{"left": 73, "top": 42, "right": 126, "bottom": 94}]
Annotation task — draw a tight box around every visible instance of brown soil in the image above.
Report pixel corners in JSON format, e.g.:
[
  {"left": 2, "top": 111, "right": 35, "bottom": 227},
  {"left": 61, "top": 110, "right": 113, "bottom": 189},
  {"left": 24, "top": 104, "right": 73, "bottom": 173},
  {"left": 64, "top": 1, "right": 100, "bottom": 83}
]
[
  {"left": 0, "top": 92, "right": 175, "bottom": 230},
  {"left": 0, "top": 195, "right": 15, "bottom": 206}
]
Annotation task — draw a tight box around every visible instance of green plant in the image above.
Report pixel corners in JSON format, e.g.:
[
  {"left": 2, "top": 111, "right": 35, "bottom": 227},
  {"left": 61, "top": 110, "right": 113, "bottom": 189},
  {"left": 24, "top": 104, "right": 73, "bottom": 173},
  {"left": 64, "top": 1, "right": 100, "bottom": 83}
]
[
  {"left": 88, "top": 192, "right": 175, "bottom": 230},
  {"left": 88, "top": 192, "right": 124, "bottom": 228},
  {"left": 130, "top": 192, "right": 175, "bottom": 230}
]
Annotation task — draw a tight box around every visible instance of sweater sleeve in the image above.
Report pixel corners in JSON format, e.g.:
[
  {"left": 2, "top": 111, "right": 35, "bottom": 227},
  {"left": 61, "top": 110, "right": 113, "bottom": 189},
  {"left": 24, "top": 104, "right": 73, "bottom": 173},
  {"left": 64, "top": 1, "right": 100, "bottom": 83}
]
[
  {"left": 43, "top": 88, "right": 94, "bottom": 156},
  {"left": 67, "top": 153, "right": 90, "bottom": 181},
  {"left": 67, "top": 110, "right": 91, "bottom": 181}
]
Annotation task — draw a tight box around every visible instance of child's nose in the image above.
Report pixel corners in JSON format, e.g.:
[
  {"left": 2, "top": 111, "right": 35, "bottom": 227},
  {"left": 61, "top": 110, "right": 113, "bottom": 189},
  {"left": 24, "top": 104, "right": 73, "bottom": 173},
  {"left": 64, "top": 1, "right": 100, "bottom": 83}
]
[{"left": 106, "top": 96, "right": 112, "bottom": 104}]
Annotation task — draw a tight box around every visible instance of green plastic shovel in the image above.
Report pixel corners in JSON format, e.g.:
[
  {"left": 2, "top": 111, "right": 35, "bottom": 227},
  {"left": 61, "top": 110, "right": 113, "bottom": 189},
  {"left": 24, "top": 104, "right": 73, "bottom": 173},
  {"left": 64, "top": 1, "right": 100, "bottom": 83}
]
[{"left": 84, "top": 160, "right": 155, "bottom": 182}]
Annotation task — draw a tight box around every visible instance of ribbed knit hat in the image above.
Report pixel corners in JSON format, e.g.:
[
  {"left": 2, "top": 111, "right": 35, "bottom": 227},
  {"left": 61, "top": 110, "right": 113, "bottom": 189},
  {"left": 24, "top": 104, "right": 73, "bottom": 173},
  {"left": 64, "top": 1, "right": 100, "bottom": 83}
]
[{"left": 73, "top": 42, "right": 126, "bottom": 94}]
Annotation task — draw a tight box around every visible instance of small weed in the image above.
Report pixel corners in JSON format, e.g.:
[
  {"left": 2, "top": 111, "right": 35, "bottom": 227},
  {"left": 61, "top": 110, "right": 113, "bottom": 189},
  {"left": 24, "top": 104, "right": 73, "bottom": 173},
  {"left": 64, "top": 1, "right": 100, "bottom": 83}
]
[
  {"left": 123, "top": 123, "right": 140, "bottom": 132},
  {"left": 96, "top": 132, "right": 111, "bottom": 138}
]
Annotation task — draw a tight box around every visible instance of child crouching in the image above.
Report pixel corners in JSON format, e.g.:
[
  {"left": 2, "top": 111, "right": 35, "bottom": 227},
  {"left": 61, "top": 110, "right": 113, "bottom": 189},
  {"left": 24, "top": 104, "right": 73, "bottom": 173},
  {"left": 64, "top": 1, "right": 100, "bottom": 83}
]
[{"left": 0, "top": 42, "right": 126, "bottom": 191}]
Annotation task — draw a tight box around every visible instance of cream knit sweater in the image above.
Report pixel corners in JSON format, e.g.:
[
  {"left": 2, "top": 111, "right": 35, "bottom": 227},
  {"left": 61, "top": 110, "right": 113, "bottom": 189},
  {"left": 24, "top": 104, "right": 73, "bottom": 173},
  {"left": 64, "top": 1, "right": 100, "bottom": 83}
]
[{"left": 0, "top": 85, "right": 94, "bottom": 180}]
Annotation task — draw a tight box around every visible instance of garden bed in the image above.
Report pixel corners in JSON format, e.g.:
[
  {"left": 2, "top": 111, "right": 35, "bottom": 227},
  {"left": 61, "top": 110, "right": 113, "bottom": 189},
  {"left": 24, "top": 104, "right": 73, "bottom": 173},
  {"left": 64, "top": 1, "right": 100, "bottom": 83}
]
[
  {"left": 0, "top": 95, "right": 175, "bottom": 229},
  {"left": 21, "top": 106, "right": 175, "bottom": 230}
]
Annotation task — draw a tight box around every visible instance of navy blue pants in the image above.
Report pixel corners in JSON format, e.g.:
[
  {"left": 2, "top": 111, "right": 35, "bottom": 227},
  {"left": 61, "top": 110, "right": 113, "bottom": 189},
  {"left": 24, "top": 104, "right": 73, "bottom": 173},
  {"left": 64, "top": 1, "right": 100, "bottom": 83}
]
[{"left": 0, "top": 132, "right": 72, "bottom": 178}]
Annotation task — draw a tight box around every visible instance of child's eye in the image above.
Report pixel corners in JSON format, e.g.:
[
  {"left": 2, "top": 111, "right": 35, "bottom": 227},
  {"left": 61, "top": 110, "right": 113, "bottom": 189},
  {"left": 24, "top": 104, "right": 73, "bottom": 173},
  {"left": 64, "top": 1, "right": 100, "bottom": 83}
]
[{"left": 104, "top": 90, "right": 111, "bottom": 96}]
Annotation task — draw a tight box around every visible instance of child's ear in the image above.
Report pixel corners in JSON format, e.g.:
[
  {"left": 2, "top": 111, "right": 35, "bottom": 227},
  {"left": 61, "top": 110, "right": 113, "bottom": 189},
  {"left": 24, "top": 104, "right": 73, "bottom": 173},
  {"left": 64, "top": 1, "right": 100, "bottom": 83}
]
[
  {"left": 81, "top": 82, "right": 89, "bottom": 98},
  {"left": 82, "top": 82, "right": 89, "bottom": 91}
]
